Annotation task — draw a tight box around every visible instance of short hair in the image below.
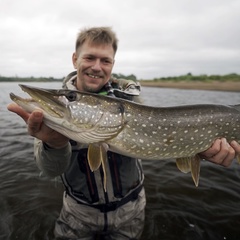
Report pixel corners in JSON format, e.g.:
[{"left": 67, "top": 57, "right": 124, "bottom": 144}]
[{"left": 75, "top": 26, "right": 118, "bottom": 55}]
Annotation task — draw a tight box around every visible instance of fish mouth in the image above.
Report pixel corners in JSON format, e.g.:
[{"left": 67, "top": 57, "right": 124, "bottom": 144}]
[{"left": 9, "top": 84, "right": 68, "bottom": 118}]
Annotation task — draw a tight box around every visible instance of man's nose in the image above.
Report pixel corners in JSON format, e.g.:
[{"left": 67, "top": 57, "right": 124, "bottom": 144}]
[{"left": 91, "top": 59, "right": 101, "bottom": 71}]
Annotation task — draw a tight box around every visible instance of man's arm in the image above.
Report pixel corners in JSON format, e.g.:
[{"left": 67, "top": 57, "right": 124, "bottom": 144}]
[{"left": 34, "top": 138, "right": 71, "bottom": 177}]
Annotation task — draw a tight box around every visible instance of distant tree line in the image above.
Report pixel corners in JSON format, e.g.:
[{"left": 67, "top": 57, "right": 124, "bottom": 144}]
[
  {"left": 152, "top": 73, "right": 240, "bottom": 82},
  {"left": 0, "top": 76, "right": 63, "bottom": 82},
  {"left": 0, "top": 73, "right": 239, "bottom": 82}
]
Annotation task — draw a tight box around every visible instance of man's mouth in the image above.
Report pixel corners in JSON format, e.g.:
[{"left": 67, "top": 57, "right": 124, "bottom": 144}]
[{"left": 86, "top": 73, "right": 101, "bottom": 79}]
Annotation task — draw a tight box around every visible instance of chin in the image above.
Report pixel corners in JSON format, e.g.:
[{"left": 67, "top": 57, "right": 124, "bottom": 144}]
[{"left": 84, "top": 85, "right": 102, "bottom": 93}]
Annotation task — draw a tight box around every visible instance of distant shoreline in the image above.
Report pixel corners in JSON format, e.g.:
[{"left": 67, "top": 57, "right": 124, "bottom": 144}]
[{"left": 140, "top": 80, "right": 240, "bottom": 92}]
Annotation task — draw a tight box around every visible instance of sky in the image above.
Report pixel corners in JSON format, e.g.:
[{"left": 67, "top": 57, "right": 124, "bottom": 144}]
[{"left": 0, "top": 0, "right": 240, "bottom": 80}]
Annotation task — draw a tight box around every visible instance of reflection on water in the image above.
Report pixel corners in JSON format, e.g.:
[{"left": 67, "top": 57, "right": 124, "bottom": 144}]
[{"left": 1, "top": 82, "right": 240, "bottom": 240}]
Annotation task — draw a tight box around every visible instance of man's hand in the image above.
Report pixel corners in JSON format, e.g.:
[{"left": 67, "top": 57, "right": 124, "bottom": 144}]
[
  {"left": 7, "top": 103, "right": 69, "bottom": 149},
  {"left": 199, "top": 138, "right": 240, "bottom": 167}
]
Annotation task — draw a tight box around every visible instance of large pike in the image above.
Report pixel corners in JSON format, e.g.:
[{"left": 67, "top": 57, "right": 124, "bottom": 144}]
[{"left": 10, "top": 85, "right": 240, "bottom": 189}]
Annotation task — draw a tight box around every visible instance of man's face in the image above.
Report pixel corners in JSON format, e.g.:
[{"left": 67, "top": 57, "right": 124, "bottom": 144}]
[{"left": 72, "top": 40, "right": 115, "bottom": 93}]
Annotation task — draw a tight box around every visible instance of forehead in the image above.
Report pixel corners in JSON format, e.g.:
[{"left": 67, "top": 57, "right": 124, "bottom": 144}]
[{"left": 78, "top": 40, "right": 115, "bottom": 58}]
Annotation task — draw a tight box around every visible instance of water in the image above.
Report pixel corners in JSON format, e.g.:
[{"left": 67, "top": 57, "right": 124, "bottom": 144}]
[{"left": 1, "top": 82, "right": 240, "bottom": 240}]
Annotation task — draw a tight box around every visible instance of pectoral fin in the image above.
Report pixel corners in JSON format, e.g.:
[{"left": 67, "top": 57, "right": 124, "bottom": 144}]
[
  {"left": 176, "top": 155, "right": 201, "bottom": 187},
  {"left": 88, "top": 144, "right": 102, "bottom": 171},
  {"left": 87, "top": 143, "right": 108, "bottom": 192}
]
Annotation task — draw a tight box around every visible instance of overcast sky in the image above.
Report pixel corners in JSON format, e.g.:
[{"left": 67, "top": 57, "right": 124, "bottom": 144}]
[{"left": 1, "top": 0, "right": 240, "bottom": 79}]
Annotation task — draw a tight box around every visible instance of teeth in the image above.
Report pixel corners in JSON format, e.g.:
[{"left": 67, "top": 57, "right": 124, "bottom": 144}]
[{"left": 88, "top": 74, "right": 99, "bottom": 79}]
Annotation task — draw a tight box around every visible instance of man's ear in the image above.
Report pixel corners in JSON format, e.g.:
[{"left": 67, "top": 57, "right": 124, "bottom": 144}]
[{"left": 72, "top": 52, "right": 78, "bottom": 69}]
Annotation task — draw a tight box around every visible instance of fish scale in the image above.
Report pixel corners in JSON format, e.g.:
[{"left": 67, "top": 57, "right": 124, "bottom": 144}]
[{"left": 9, "top": 85, "right": 240, "bottom": 189}]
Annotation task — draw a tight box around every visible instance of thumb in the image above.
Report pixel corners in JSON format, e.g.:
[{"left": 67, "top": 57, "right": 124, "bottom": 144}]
[{"left": 27, "top": 110, "right": 44, "bottom": 135}]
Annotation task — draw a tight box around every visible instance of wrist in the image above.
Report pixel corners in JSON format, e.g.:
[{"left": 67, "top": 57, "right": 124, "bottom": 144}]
[{"left": 43, "top": 141, "right": 69, "bottom": 149}]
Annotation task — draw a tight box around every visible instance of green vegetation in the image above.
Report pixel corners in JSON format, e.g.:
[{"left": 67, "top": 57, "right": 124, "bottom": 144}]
[
  {"left": 149, "top": 73, "right": 240, "bottom": 82},
  {"left": 0, "top": 76, "right": 63, "bottom": 82}
]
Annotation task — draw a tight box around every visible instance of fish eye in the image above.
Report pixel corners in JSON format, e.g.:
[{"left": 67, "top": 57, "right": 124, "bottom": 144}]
[{"left": 66, "top": 91, "right": 77, "bottom": 101}]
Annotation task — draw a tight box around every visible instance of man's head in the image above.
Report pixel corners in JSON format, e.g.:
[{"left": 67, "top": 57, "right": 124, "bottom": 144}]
[{"left": 72, "top": 27, "right": 118, "bottom": 93}]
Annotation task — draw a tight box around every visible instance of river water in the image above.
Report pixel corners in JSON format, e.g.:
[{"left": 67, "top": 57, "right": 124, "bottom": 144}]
[{"left": 1, "top": 82, "right": 240, "bottom": 240}]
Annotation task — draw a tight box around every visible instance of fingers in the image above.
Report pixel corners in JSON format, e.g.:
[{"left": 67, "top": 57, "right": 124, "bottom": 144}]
[
  {"left": 7, "top": 103, "right": 30, "bottom": 123},
  {"left": 210, "top": 138, "right": 235, "bottom": 167},
  {"left": 200, "top": 138, "right": 236, "bottom": 167},
  {"left": 7, "top": 103, "right": 45, "bottom": 137},
  {"left": 230, "top": 140, "right": 240, "bottom": 155}
]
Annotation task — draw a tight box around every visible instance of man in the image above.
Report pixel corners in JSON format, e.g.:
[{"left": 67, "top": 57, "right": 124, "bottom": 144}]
[{"left": 8, "top": 27, "right": 240, "bottom": 239}]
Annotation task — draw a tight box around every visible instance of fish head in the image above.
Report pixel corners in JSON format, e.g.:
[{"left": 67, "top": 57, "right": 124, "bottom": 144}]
[{"left": 10, "top": 84, "right": 126, "bottom": 143}]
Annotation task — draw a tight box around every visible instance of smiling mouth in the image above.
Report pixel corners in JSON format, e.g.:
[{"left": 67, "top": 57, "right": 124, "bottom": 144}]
[{"left": 86, "top": 73, "right": 102, "bottom": 79}]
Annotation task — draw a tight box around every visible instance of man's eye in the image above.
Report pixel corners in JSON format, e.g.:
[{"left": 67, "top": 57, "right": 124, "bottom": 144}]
[
  {"left": 103, "top": 59, "right": 112, "bottom": 64},
  {"left": 84, "top": 56, "right": 94, "bottom": 61}
]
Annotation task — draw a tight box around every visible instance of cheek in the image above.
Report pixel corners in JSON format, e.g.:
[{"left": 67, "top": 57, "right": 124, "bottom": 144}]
[{"left": 104, "top": 66, "right": 113, "bottom": 76}]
